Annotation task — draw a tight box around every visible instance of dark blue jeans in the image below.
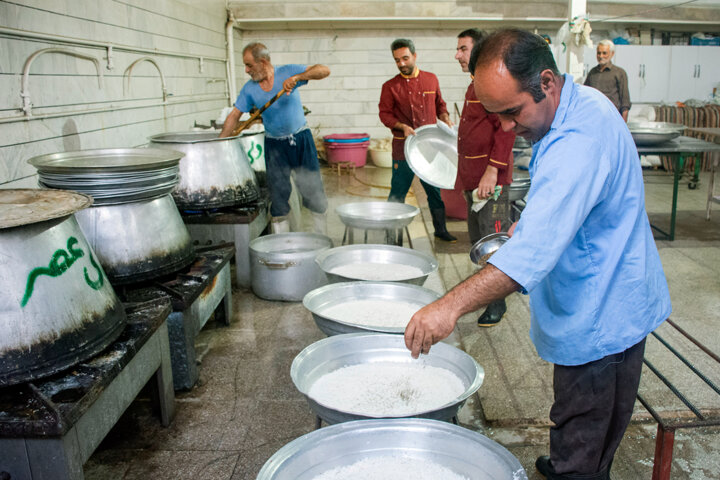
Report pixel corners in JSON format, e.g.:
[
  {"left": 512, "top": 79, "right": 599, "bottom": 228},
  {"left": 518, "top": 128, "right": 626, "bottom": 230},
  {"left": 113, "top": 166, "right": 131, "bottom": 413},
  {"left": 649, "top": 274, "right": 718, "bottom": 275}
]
[
  {"left": 388, "top": 158, "right": 444, "bottom": 210},
  {"left": 265, "top": 129, "right": 328, "bottom": 217}
]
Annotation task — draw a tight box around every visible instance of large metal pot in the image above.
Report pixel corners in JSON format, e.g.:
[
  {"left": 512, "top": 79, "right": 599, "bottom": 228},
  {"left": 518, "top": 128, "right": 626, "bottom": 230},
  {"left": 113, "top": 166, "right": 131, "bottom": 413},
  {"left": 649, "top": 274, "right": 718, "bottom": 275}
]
[
  {"left": 0, "top": 189, "right": 126, "bottom": 386},
  {"left": 28, "top": 148, "right": 195, "bottom": 284},
  {"left": 249, "top": 233, "right": 333, "bottom": 301},
  {"left": 148, "top": 131, "right": 260, "bottom": 209},
  {"left": 237, "top": 128, "right": 267, "bottom": 188},
  {"left": 76, "top": 194, "right": 195, "bottom": 284}
]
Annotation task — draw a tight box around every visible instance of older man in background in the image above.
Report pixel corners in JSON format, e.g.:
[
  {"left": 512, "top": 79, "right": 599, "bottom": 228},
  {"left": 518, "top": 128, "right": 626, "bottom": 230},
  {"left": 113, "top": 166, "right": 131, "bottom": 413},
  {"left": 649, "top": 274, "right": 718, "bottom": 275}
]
[
  {"left": 584, "top": 39, "right": 631, "bottom": 121},
  {"left": 220, "top": 42, "right": 330, "bottom": 234},
  {"left": 379, "top": 38, "right": 457, "bottom": 242},
  {"left": 454, "top": 28, "right": 516, "bottom": 327}
]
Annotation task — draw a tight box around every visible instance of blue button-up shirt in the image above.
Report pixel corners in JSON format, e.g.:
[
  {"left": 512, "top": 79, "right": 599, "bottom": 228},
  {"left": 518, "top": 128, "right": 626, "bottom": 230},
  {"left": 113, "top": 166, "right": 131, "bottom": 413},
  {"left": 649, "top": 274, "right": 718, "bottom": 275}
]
[{"left": 490, "top": 75, "right": 671, "bottom": 366}]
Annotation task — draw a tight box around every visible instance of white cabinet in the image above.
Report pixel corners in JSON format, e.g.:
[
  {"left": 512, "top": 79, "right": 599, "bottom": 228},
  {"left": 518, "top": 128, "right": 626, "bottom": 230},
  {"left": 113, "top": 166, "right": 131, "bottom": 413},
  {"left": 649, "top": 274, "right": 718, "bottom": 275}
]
[
  {"left": 614, "top": 46, "right": 671, "bottom": 104},
  {"left": 667, "top": 46, "right": 720, "bottom": 102}
]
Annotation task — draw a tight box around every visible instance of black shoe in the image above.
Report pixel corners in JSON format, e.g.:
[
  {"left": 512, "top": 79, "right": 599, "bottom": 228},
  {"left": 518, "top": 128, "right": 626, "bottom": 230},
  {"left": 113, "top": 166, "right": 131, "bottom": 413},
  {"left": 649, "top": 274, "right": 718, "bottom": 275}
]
[
  {"left": 536, "top": 456, "right": 553, "bottom": 478},
  {"left": 434, "top": 230, "right": 457, "bottom": 242},
  {"left": 477, "top": 299, "right": 506, "bottom": 327}
]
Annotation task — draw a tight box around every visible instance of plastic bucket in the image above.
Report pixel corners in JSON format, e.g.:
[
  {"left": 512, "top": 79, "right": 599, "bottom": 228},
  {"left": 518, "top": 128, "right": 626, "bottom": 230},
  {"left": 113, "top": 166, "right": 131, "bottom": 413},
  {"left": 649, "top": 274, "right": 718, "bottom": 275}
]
[{"left": 324, "top": 141, "right": 369, "bottom": 167}]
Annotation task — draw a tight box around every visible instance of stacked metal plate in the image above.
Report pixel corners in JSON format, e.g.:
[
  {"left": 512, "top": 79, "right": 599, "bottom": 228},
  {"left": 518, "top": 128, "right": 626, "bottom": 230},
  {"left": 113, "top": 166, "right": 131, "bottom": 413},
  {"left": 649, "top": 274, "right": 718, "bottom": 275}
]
[
  {"left": 28, "top": 148, "right": 183, "bottom": 205},
  {"left": 628, "top": 121, "right": 685, "bottom": 146}
]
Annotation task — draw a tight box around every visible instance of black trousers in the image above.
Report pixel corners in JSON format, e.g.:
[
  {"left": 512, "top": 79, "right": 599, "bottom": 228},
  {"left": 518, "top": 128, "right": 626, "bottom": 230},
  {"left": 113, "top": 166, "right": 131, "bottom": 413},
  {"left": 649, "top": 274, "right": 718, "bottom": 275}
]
[
  {"left": 388, "top": 158, "right": 444, "bottom": 210},
  {"left": 549, "top": 338, "right": 647, "bottom": 475}
]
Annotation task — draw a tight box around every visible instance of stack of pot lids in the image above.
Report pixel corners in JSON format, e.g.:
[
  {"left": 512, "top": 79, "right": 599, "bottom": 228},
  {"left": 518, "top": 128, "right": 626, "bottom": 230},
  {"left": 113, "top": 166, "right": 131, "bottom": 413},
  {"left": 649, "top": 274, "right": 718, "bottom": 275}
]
[
  {"left": 0, "top": 189, "right": 93, "bottom": 229},
  {"left": 28, "top": 148, "right": 184, "bottom": 206}
]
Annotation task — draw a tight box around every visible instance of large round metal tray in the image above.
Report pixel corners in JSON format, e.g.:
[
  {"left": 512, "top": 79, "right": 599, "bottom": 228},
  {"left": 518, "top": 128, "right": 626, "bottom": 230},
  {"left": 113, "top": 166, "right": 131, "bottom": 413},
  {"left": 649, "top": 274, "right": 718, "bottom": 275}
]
[
  {"left": 148, "top": 131, "right": 240, "bottom": 143},
  {"left": 28, "top": 148, "right": 183, "bottom": 205},
  {"left": 315, "top": 244, "right": 438, "bottom": 286},
  {"left": 335, "top": 201, "right": 420, "bottom": 230},
  {"left": 404, "top": 123, "right": 458, "bottom": 189},
  {"left": 303, "top": 281, "right": 441, "bottom": 335},
  {"left": 28, "top": 148, "right": 183, "bottom": 173},
  {"left": 628, "top": 121, "right": 685, "bottom": 146},
  {"left": 291, "top": 333, "right": 483, "bottom": 424},
  {"left": 257, "top": 418, "right": 527, "bottom": 480},
  {"left": 0, "top": 189, "right": 93, "bottom": 229}
]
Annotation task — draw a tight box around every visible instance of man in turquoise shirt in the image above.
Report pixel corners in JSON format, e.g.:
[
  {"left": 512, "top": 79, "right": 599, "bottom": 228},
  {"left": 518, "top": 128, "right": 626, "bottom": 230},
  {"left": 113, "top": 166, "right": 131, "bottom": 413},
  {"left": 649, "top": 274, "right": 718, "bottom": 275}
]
[{"left": 405, "top": 29, "right": 670, "bottom": 479}]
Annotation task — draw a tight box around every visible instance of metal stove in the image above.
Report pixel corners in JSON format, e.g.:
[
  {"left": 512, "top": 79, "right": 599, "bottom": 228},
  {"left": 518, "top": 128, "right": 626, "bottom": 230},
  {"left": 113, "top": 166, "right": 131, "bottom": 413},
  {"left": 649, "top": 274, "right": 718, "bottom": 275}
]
[
  {"left": 117, "top": 244, "right": 235, "bottom": 390},
  {"left": 181, "top": 196, "right": 269, "bottom": 289},
  {"left": 0, "top": 299, "right": 175, "bottom": 480}
]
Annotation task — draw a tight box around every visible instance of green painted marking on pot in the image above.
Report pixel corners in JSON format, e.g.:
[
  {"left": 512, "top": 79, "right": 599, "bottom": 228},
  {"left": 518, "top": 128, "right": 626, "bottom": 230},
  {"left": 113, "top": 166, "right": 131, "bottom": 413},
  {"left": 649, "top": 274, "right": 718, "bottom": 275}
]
[
  {"left": 246, "top": 142, "right": 263, "bottom": 164},
  {"left": 21, "top": 236, "right": 103, "bottom": 307}
]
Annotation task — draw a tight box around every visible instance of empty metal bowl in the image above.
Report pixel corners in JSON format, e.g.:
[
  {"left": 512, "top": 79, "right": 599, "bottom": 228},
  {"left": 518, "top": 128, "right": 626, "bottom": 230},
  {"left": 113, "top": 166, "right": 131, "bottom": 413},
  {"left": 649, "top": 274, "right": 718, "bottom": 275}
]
[
  {"left": 315, "top": 244, "right": 438, "bottom": 286},
  {"left": 404, "top": 124, "right": 458, "bottom": 189},
  {"left": 303, "top": 281, "right": 441, "bottom": 336},
  {"left": 335, "top": 201, "right": 420, "bottom": 230},
  {"left": 508, "top": 176, "right": 531, "bottom": 202},
  {"left": 628, "top": 121, "right": 685, "bottom": 146},
  {"left": 469, "top": 232, "right": 509, "bottom": 267},
  {"left": 257, "top": 418, "right": 527, "bottom": 480},
  {"left": 290, "top": 333, "right": 484, "bottom": 424}
]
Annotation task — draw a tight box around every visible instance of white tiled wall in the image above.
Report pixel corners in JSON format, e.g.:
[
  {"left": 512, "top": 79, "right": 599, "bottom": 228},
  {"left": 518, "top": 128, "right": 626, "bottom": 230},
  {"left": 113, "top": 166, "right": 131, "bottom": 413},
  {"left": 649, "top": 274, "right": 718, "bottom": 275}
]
[{"left": 0, "top": 0, "right": 229, "bottom": 187}]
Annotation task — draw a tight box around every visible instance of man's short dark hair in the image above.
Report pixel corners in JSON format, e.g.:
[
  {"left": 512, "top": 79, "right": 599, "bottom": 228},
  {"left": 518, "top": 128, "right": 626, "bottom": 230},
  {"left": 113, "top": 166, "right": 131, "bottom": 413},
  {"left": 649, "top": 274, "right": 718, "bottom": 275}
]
[
  {"left": 391, "top": 38, "right": 415, "bottom": 54},
  {"left": 458, "top": 28, "right": 486, "bottom": 46},
  {"left": 469, "top": 28, "right": 560, "bottom": 103}
]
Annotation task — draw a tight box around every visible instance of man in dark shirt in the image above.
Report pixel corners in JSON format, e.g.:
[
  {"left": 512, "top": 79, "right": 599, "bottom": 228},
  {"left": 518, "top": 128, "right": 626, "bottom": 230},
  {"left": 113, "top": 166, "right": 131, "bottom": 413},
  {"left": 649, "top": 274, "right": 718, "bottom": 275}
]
[
  {"left": 584, "top": 39, "right": 631, "bottom": 121},
  {"left": 379, "top": 38, "right": 457, "bottom": 242},
  {"left": 455, "top": 28, "right": 516, "bottom": 326}
]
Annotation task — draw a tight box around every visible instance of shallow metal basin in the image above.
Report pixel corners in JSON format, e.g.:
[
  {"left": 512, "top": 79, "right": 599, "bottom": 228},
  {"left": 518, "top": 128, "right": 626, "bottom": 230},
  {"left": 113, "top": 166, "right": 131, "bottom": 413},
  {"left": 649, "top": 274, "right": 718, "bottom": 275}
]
[
  {"left": 257, "top": 418, "right": 527, "bottom": 480},
  {"left": 469, "top": 232, "right": 509, "bottom": 267},
  {"left": 303, "top": 281, "right": 441, "bottom": 335},
  {"left": 508, "top": 176, "right": 531, "bottom": 202},
  {"left": 290, "top": 333, "right": 484, "bottom": 424},
  {"left": 335, "top": 201, "right": 420, "bottom": 230},
  {"left": 404, "top": 124, "right": 458, "bottom": 189},
  {"left": 315, "top": 244, "right": 438, "bottom": 286},
  {"left": 628, "top": 121, "right": 685, "bottom": 146}
]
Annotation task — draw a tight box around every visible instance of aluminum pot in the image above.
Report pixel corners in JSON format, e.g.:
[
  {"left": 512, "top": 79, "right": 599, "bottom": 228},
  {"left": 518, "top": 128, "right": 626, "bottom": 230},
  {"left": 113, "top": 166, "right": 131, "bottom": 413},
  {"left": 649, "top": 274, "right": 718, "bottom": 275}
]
[
  {"left": 250, "top": 233, "right": 333, "bottom": 301},
  {"left": 237, "top": 128, "right": 267, "bottom": 188},
  {"left": 148, "top": 131, "right": 260, "bottom": 209},
  {"left": 75, "top": 194, "right": 195, "bottom": 284},
  {"left": 0, "top": 189, "right": 126, "bottom": 386}
]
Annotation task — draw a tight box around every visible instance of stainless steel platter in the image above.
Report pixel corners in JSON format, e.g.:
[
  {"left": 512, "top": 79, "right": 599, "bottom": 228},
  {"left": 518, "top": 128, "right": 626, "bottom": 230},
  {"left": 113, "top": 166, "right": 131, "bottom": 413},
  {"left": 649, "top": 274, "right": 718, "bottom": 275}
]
[
  {"left": 257, "top": 418, "right": 527, "bottom": 480},
  {"left": 470, "top": 232, "right": 509, "bottom": 267},
  {"left": 404, "top": 124, "right": 458, "bottom": 189},
  {"left": 335, "top": 201, "right": 420, "bottom": 230},
  {"left": 303, "top": 281, "right": 441, "bottom": 335},
  {"left": 28, "top": 148, "right": 183, "bottom": 205},
  {"left": 628, "top": 121, "right": 685, "bottom": 146},
  {"left": 291, "top": 333, "right": 484, "bottom": 425},
  {"left": 315, "top": 244, "right": 438, "bottom": 286}
]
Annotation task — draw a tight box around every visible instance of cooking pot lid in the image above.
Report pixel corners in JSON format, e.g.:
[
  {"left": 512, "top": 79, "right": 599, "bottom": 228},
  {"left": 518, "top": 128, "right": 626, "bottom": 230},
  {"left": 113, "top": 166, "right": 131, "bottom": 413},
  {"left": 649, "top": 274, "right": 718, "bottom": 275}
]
[
  {"left": 404, "top": 124, "right": 458, "bottom": 190},
  {"left": 28, "top": 148, "right": 183, "bottom": 173},
  {"left": 0, "top": 189, "right": 93, "bottom": 229}
]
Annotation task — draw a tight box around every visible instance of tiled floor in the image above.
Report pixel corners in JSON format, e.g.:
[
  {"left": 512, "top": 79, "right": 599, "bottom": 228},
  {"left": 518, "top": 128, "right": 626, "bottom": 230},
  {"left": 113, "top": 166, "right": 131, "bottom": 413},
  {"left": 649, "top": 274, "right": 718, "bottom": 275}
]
[{"left": 85, "top": 162, "right": 720, "bottom": 479}]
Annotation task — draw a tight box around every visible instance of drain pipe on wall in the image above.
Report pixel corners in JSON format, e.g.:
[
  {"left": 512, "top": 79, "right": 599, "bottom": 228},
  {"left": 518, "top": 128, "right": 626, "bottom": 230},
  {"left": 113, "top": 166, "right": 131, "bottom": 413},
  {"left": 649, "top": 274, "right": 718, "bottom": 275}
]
[{"left": 225, "top": 11, "right": 238, "bottom": 106}]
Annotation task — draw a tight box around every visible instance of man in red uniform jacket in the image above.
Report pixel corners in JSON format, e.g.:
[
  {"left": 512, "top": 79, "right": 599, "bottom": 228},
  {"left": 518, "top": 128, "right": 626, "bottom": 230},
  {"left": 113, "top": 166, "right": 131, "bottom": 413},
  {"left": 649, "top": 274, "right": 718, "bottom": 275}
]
[
  {"left": 379, "top": 38, "right": 457, "bottom": 242},
  {"left": 455, "top": 28, "right": 516, "bottom": 326}
]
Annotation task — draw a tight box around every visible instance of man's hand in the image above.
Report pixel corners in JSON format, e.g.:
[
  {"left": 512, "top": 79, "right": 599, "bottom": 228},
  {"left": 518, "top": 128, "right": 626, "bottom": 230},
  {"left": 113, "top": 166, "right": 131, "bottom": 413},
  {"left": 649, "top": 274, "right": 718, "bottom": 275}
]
[
  {"left": 399, "top": 123, "right": 416, "bottom": 137},
  {"left": 438, "top": 112, "right": 454, "bottom": 128},
  {"left": 404, "top": 298, "right": 459, "bottom": 359},
  {"left": 282, "top": 76, "right": 298, "bottom": 94},
  {"left": 476, "top": 166, "right": 498, "bottom": 199}
]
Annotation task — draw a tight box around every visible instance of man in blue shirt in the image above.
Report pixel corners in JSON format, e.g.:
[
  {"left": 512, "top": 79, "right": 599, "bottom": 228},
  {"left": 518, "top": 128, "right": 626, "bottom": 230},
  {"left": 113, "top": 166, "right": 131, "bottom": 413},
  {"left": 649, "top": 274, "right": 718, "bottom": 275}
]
[
  {"left": 404, "top": 29, "right": 671, "bottom": 479},
  {"left": 220, "top": 42, "right": 330, "bottom": 234}
]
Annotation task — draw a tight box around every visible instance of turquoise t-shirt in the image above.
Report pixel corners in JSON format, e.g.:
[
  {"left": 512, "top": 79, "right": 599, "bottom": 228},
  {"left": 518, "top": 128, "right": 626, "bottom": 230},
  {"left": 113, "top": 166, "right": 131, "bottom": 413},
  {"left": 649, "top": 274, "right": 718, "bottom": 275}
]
[{"left": 234, "top": 64, "right": 308, "bottom": 137}]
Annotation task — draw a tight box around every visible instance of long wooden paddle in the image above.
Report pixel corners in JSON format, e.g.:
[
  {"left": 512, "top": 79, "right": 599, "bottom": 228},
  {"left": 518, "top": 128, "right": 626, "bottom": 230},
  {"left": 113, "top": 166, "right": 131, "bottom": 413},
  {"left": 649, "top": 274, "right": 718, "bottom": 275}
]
[{"left": 231, "top": 88, "right": 286, "bottom": 136}]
